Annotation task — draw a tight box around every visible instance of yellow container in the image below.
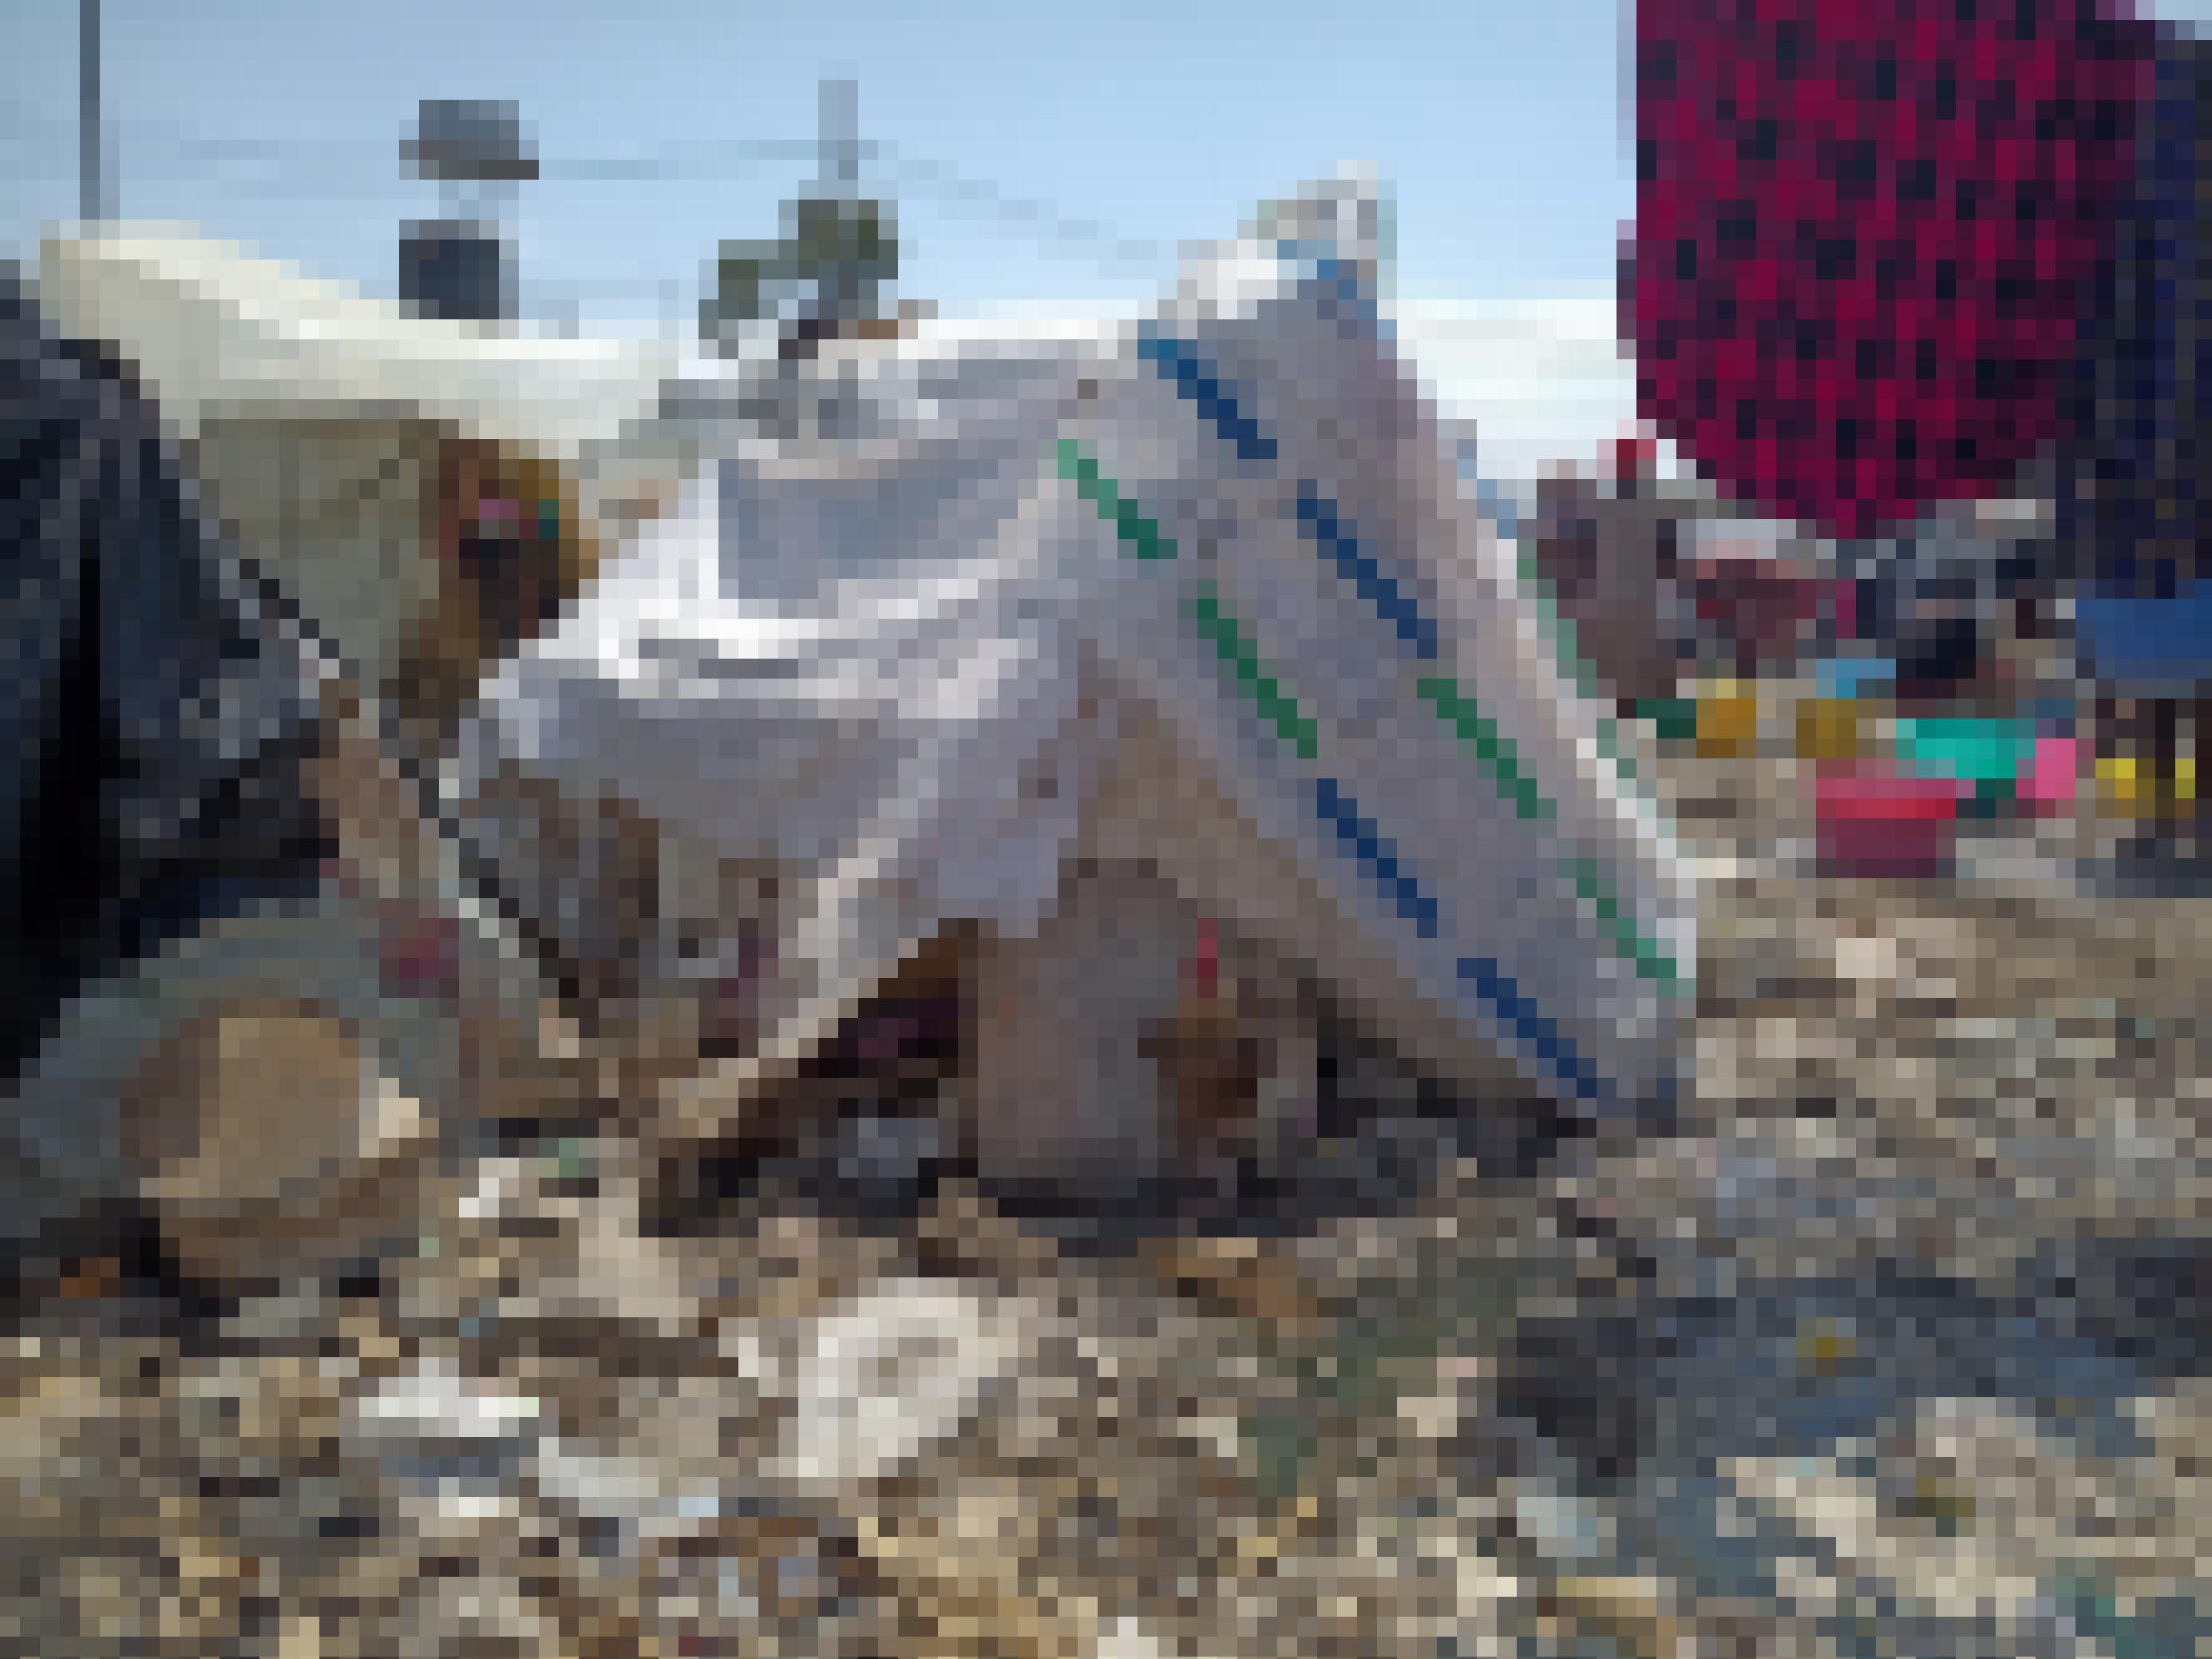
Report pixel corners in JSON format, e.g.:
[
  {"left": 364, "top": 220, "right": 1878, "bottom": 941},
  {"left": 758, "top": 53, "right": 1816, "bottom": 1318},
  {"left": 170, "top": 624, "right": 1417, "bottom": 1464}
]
[
  {"left": 2097, "top": 754, "right": 2149, "bottom": 817},
  {"left": 1795, "top": 696, "right": 1864, "bottom": 762},
  {"left": 1696, "top": 683, "right": 1760, "bottom": 760}
]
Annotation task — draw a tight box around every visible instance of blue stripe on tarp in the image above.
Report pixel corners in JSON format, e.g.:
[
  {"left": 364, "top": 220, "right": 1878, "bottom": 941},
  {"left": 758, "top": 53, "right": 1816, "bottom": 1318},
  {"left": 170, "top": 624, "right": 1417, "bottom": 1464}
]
[
  {"left": 1129, "top": 293, "right": 1634, "bottom": 1111},
  {"left": 1458, "top": 956, "right": 1612, "bottom": 1109},
  {"left": 1311, "top": 724, "right": 1617, "bottom": 1111},
  {"left": 1293, "top": 483, "right": 1442, "bottom": 659},
  {"left": 1137, "top": 328, "right": 1278, "bottom": 462},
  {"left": 1276, "top": 244, "right": 1386, "bottom": 338},
  {"left": 1312, "top": 257, "right": 1362, "bottom": 306},
  {"left": 1312, "top": 777, "right": 1440, "bottom": 939},
  {"left": 1314, "top": 258, "right": 1388, "bottom": 339},
  {"left": 1470, "top": 475, "right": 1522, "bottom": 540}
]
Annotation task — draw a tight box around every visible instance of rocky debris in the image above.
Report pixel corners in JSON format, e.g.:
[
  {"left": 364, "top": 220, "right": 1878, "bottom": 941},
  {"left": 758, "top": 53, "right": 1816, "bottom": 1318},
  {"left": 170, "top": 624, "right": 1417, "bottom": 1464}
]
[
  {"left": 8, "top": 727, "right": 2210, "bottom": 1659},
  {"left": 127, "top": 1002, "right": 434, "bottom": 1293}
]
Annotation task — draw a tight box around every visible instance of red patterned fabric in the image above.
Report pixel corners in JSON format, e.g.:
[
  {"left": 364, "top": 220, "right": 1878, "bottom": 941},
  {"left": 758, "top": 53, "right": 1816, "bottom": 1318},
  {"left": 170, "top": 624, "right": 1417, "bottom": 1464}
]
[{"left": 1631, "top": 0, "right": 2151, "bottom": 539}]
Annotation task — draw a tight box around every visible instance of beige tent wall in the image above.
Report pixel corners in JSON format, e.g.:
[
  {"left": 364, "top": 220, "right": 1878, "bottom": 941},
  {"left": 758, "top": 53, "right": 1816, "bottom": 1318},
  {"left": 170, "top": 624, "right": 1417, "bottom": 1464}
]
[
  {"left": 192, "top": 411, "right": 447, "bottom": 691},
  {"left": 34, "top": 231, "right": 671, "bottom": 702}
]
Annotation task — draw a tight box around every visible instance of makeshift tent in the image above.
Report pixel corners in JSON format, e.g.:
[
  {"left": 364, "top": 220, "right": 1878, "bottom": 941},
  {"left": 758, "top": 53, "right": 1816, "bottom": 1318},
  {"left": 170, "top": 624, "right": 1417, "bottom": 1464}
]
[
  {"left": 34, "top": 231, "right": 674, "bottom": 457},
  {"left": 34, "top": 231, "right": 672, "bottom": 702},
  {"left": 2, "top": 267, "right": 340, "bottom": 1259},
  {"left": 0, "top": 267, "right": 330, "bottom": 1087},
  {"left": 460, "top": 174, "right": 1696, "bottom": 1166},
  {"left": 6, "top": 244, "right": 611, "bottom": 1262}
]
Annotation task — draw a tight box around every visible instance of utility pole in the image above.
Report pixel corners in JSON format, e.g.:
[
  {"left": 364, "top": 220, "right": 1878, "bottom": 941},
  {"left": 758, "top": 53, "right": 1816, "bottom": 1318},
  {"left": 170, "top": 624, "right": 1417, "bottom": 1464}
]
[
  {"left": 79, "top": 0, "right": 105, "bottom": 224},
  {"left": 805, "top": 77, "right": 892, "bottom": 329},
  {"left": 812, "top": 77, "right": 862, "bottom": 327},
  {"left": 702, "top": 75, "right": 894, "bottom": 353},
  {"left": 819, "top": 77, "right": 860, "bottom": 203}
]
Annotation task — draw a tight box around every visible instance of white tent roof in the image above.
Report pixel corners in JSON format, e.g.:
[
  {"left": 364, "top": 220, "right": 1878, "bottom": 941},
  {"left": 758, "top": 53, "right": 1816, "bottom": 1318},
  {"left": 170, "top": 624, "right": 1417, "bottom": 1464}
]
[{"left": 37, "top": 228, "right": 678, "bottom": 457}]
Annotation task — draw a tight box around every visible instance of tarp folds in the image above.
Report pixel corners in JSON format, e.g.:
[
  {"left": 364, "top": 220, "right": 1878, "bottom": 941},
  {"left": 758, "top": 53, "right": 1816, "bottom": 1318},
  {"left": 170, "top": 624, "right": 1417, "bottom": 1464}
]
[
  {"left": 0, "top": 267, "right": 330, "bottom": 1090},
  {"left": 462, "top": 175, "right": 1695, "bottom": 1123}
]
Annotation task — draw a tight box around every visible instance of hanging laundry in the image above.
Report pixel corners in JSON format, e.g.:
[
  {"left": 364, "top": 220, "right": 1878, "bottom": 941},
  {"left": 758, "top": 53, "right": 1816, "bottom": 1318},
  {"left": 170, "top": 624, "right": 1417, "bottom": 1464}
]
[{"left": 1632, "top": 0, "right": 2150, "bottom": 539}]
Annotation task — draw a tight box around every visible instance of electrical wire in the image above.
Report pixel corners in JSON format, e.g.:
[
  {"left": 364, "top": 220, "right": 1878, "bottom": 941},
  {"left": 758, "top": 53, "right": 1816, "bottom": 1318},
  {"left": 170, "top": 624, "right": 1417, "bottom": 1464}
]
[{"left": 6, "top": 100, "right": 1173, "bottom": 273}]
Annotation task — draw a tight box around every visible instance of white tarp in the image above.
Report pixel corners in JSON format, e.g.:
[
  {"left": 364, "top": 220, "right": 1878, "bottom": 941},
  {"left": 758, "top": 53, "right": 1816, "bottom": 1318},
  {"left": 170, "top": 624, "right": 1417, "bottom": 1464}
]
[
  {"left": 463, "top": 173, "right": 1696, "bottom": 1122},
  {"left": 37, "top": 228, "right": 676, "bottom": 457}
]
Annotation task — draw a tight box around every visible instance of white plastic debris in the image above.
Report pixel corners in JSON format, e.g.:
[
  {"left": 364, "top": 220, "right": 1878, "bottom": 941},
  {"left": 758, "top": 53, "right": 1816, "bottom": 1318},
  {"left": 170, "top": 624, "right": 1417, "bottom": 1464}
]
[
  {"left": 765, "top": 1278, "right": 1043, "bottom": 1491},
  {"left": 354, "top": 1359, "right": 543, "bottom": 1442}
]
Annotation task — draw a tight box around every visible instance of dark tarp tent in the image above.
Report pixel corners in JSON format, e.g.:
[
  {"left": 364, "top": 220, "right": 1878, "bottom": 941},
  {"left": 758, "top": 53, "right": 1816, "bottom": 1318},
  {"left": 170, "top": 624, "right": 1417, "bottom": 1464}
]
[{"left": 0, "top": 268, "right": 330, "bottom": 1086}]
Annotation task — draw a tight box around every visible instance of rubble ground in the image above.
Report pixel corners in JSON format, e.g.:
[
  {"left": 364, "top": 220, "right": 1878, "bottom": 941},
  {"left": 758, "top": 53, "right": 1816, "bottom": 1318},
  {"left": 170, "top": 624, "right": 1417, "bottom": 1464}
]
[{"left": 6, "top": 731, "right": 2209, "bottom": 1659}]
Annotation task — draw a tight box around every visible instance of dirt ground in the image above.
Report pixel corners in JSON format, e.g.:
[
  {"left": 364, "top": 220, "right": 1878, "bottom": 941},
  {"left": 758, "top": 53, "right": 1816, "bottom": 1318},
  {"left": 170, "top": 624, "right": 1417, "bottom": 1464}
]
[{"left": 5, "top": 723, "right": 2208, "bottom": 1659}]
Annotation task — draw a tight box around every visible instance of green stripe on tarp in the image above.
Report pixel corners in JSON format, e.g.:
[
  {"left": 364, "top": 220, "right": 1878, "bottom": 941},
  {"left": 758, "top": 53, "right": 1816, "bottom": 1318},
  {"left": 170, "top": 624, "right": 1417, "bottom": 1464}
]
[
  {"left": 1518, "top": 551, "right": 1600, "bottom": 702},
  {"left": 1062, "top": 440, "right": 1314, "bottom": 758},
  {"left": 1057, "top": 438, "right": 1176, "bottom": 560},
  {"left": 1415, "top": 676, "right": 1551, "bottom": 822},
  {"left": 1565, "top": 857, "right": 1682, "bottom": 992},
  {"left": 1185, "top": 580, "right": 1321, "bottom": 761},
  {"left": 1419, "top": 676, "right": 1683, "bottom": 988},
  {"left": 1514, "top": 548, "right": 1661, "bottom": 793},
  {"left": 1059, "top": 438, "right": 1684, "bottom": 990}
]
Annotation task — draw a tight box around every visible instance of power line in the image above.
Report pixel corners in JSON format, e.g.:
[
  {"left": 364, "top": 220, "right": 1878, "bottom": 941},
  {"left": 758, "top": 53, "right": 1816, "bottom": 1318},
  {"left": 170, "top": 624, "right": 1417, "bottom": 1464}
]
[
  {"left": 10, "top": 98, "right": 1178, "bottom": 280},
  {"left": 869, "top": 149, "right": 1169, "bottom": 268},
  {"left": 540, "top": 137, "right": 822, "bottom": 180},
  {"left": 10, "top": 95, "right": 1168, "bottom": 255}
]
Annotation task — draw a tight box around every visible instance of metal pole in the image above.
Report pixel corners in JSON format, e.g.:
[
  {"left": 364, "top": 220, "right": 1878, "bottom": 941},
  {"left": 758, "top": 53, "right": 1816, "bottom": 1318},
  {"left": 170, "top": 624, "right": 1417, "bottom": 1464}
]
[
  {"left": 79, "top": 0, "right": 104, "bottom": 224},
  {"left": 813, "top": 77, "right": 867, "bottom": 327},
  {"left": 821, "top": 77, "right": 859, "bottom": 200}
]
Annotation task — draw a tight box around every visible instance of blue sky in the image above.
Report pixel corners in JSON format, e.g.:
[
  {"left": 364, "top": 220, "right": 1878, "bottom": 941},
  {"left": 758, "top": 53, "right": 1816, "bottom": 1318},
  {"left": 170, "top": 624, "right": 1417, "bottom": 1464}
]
[
  {"left": 5, "top": 0, "right": 1640, "bottom": 320},
  {"left": 8, "top": 2, "right": 2210, "bottom": 475}
]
